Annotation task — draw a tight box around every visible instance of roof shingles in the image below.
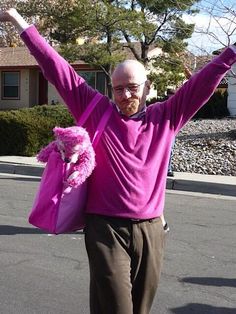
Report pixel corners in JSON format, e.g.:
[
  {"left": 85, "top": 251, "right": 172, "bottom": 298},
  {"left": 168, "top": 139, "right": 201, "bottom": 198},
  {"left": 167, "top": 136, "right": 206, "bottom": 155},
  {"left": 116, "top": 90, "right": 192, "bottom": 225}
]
[{"left": 0, "top": 46, "right": 38, "bottom": 67}]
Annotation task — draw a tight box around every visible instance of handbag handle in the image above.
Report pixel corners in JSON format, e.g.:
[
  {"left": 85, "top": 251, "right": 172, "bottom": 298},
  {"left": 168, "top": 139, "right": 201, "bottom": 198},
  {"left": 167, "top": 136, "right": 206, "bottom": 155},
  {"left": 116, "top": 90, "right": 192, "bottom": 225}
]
[
  {"left": 77, "top": 93, "right": 112, "bottom": 147},
  {"left": 92, "top": 105, "right": 112, "bottom": 148},
  {"left": 77, "top": 93, "right": 103, "bottom": 126}
]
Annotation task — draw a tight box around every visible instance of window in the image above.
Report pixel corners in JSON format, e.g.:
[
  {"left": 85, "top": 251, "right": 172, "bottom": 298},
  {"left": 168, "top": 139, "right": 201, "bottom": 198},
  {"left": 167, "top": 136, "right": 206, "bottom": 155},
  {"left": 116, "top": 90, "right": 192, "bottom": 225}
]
[
  {"left": 79, "top": 71, "right": 106, "bottom": 94},
  {"left": 2, "top": 72, "right": 20, "bottom": 99},
  {"left": 96, "top": 72, "right": 106, "bottom": 94}
]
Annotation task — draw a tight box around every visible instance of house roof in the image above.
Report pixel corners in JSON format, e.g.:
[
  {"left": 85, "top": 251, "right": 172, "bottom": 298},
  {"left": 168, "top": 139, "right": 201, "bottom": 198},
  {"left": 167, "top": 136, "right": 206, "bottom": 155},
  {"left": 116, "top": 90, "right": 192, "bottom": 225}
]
[
  {"left": 0, "top": 46, "right": 86, "bottom": 68},
  {"left": 0, "top": 41, "right": 160, "bottom": 68},
  {"left": 0, "top": 46, "right": 38, "bottom": 67},
  {"left": 0, "top": 44, "right": 227, "bottom": 86},
  {"left": 194, "top": 55, "right": 213, "bottom": 71}
]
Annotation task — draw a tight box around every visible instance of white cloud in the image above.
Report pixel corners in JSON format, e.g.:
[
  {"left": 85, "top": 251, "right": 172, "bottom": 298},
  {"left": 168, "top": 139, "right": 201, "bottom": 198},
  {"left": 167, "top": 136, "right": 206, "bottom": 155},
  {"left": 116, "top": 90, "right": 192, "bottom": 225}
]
[{"left": 183, "top": 9, "right": 236, "bottom": 55}]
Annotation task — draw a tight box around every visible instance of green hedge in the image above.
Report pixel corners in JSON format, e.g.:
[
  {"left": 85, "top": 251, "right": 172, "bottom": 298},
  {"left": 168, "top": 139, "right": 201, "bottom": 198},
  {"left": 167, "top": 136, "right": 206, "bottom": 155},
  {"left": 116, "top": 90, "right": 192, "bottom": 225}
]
[
  {"left": 0, "top": 105, "right": 74, "bottom": 156},
  {"left": 0, "top": 94, "right": 231, "bottom": 156},
  {"left": 193, "top": 91, "right": 229, "bottom": 119},
  {"left": 147, "top": 90, "right": 230, "bottom": 119}
]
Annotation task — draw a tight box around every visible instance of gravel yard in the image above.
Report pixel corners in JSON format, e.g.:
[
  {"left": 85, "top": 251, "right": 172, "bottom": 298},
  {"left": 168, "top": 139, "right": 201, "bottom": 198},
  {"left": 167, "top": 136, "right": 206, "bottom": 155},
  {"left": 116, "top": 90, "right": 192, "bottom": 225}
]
[{"left": 173, "top": 118, "right": 236, "bottom": 176}]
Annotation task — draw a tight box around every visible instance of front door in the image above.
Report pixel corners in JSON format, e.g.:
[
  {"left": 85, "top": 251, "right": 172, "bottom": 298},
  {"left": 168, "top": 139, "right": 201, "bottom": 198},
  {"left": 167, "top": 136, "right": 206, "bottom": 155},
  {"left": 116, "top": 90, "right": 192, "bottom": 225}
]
[{"left": 38, "top": 71, "right": 48, "bottom": 105}]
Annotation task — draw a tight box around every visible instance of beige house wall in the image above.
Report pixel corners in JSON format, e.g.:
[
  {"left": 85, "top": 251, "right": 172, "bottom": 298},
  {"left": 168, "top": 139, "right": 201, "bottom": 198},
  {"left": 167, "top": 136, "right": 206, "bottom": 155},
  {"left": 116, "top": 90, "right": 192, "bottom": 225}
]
[
  {"left": 48, "top": 83, "right": 64, "bottom": 105},
  {"left": 29, "top": 69, "right": 38, "bottom": 107}
]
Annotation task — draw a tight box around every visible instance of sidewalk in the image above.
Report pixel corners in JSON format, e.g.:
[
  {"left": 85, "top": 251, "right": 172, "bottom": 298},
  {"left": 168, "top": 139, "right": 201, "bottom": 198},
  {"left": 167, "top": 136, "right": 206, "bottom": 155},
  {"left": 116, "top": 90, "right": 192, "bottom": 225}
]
[{"left": 0, "top": 156, "right": 235, "bottom": 197}]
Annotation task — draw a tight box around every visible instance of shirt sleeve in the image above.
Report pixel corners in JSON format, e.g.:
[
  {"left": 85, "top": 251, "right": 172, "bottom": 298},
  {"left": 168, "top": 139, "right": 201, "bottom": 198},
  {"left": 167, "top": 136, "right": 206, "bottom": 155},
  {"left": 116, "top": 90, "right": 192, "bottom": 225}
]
[
  {"left": 229, "top": 45, "right": 236, "bottom": 53},
  {"left": 20, "top": 25, "right": 101, "bottom": 122},
  {"left": 165, "top": 46, "right": 236, "bottom": 133}
]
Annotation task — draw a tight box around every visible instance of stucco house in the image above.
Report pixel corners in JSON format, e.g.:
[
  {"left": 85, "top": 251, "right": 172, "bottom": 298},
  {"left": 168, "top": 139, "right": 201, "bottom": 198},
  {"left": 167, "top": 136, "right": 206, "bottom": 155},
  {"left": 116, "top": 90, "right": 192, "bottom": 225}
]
[
  {"left": 0, "top": 43, "right": 164, "bottom": 110},
  {"left": 0, "top": 46, "right": 107, "bottom": 110},
  {"left": 1, "top": 45, "right": 234, "bottom": 115}
]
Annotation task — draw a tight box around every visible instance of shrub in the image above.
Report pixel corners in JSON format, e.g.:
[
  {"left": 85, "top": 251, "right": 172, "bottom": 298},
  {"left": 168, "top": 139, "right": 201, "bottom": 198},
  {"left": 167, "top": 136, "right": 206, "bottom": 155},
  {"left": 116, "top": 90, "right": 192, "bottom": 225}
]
[
  {"left": 229, "top": 129, "right": 236, "bottom": 139},
  {"left": 146, "top": 97, "right": 158, "bottom": 106},
  {"left": 147, "top": 91, "right": 230, "bottom": 119},
  {"left": 193, "top": 90, "right": 229, "bottom": 119},
  {"left": 0, "top": 105, "right": 74, "bottom": 156},
  {"left": 29, "top": 104, "right": 74, "bottom": 126}
]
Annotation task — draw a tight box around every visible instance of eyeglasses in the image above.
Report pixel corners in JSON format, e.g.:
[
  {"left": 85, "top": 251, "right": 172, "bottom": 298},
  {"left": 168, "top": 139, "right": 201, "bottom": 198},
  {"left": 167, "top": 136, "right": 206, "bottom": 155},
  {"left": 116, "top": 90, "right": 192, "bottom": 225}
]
[{"left": 112, "top": 81, "right": 146, "bottom": 96}]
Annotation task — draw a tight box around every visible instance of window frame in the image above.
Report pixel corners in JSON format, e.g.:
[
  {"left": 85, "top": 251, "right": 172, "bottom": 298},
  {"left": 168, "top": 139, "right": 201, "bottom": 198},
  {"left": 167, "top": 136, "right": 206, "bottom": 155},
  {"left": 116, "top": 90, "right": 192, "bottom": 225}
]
[
  {"left": 78, "top": 70, "right": 107, "bottom": 94},
  {"left": 1, "top": 71, "right": 20, "bottom": 100}
]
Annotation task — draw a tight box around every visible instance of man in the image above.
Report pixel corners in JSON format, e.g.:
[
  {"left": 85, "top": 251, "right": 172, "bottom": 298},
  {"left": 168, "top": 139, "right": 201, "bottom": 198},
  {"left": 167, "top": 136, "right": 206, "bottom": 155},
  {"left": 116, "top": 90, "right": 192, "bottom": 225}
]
[{"left": 1, "top": 8, "right": 236, "bottom": 314}]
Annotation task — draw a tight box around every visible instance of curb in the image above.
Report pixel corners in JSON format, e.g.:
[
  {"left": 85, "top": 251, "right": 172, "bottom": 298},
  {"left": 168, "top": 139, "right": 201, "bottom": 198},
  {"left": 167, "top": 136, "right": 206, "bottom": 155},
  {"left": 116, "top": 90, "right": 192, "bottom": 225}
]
[
  {"left": 0, "top": 162, "right": 43, "bottom": 177},
  {"left": 0, "top": 162, "right": 235, "bottom": 197},
  {"left": 166, "top": 178, "right": 236, "bottom": 197}
]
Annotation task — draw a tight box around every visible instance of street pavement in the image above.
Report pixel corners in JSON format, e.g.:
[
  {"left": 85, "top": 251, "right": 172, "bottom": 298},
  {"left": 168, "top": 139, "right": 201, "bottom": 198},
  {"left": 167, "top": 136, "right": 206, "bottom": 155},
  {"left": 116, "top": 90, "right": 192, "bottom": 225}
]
[
  {"left": 0, "top": 155, "right": 235, "bottom": 196},
  {"left": 0, "top": 156, "right": 235, "bottom": 313},
  {"left": 0, "top": 174, "right": 235, "bottom": 314}
]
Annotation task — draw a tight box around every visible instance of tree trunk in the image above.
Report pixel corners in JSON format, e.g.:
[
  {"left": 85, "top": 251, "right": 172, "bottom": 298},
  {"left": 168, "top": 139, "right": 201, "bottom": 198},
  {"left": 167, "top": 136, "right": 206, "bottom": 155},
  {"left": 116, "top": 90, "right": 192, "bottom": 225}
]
[
  {"left": 106, "top": 68, "right": 113, "bottom": 99},
  {"left": 141, "top": 42, "right": 149, "bottom": 67}
]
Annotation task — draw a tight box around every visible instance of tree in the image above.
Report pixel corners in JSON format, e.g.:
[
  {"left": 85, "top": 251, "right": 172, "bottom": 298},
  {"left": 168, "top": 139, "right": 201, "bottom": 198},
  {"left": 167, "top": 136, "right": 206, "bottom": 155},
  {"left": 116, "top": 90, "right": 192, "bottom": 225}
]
[
  {"left": 118, "top": 1, "right": 198, "bottom": 96},
  {"left": 186, "top": 0, "right": 236, "bottom": 54},
  {"left": 186, "top": 0, "right": 236, "bottom": 89},
  {"left": 18, "top": 0, "right": 139, "bottom": 97},
  {"left": 17, "top": 0, "right": 79, "bottom": 42},
  {"left": 0, "top": 0, "right": 23, "bottom": 46},
  {"left": 148, "top": 55, "right": 186, "bottom": 97},
  {"left": 18, "top": 0, "right": 199, "bottom": 96},
  {"left": 119, "top": 1, "right": 198, "bottom": 65}
]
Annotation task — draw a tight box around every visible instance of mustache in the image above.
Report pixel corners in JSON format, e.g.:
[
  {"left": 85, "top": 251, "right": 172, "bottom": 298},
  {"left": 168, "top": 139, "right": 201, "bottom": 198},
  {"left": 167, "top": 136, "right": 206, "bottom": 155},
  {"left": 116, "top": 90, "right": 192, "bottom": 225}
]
[{"left": 120, "top": 100, "right": 137, "bottom": 106}]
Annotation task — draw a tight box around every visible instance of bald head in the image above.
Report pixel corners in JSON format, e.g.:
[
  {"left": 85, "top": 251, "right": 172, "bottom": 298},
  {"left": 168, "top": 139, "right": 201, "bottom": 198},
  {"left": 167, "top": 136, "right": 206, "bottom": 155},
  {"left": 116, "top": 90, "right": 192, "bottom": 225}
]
[
  {"left": 112, "top": 60, "right": 147, "bottom": 83},
  {"left": 111, "top": 60, "right": 150, "bottom": 117}
]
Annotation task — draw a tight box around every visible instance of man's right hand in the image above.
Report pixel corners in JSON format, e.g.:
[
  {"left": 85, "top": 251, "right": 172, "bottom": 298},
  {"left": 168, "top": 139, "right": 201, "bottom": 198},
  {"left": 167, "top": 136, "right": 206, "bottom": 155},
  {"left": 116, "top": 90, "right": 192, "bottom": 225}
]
[
  {"left": 0, "top": 8, "right": 29, "bottom": 33},
  {"left": 0, "top": 8, "right": 17, "bottom": 22}
]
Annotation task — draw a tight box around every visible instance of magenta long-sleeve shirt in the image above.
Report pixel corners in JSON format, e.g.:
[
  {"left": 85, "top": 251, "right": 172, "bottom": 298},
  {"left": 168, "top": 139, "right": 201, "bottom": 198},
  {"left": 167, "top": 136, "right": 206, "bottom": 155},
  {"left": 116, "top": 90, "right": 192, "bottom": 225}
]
[{"left": 21, "top": 26, "right": 236, "bottom": 219}]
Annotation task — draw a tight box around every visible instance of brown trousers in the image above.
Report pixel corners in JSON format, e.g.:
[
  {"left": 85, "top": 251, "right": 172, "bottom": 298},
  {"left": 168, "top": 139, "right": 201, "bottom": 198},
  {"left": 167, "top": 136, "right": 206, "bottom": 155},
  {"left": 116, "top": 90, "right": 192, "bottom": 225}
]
[{"left": 84, "top": 214, "right": 166, "bottom": 314}]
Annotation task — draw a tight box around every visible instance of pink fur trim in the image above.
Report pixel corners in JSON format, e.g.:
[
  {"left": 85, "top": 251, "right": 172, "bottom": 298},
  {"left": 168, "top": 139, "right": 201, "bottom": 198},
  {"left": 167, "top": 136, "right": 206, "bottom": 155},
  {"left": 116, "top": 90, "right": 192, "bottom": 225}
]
[{"left": 37, "top": 126, "right": 96, "bottom": 186}]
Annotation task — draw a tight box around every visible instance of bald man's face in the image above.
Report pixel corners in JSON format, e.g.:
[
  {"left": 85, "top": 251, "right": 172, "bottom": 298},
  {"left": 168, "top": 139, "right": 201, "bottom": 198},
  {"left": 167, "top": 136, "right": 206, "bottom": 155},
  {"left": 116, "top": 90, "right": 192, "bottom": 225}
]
[{"left": 112, "top": 62, "right": 150, "bottom": 117}]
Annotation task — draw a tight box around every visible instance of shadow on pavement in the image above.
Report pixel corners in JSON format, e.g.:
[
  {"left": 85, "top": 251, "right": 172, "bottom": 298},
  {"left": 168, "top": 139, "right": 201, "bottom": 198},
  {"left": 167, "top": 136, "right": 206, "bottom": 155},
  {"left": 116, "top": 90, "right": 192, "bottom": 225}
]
[
  {"left": 180, "top": 277, "right": 236, "bottom": 288},
  {"left": 0, "top": 225, "right": 85, "bottom": 235},
  {"left": 0, "top": 225, "right": 45, "bottom": 235},
  {"left": 0, "top": 177, "right": 40, "bottom": 182},
  {"left": 171, "top": 303, "right": 236, "bottom": 314},
  {"left": 12, "top": 177, "right": 41, "bottom": 182}
]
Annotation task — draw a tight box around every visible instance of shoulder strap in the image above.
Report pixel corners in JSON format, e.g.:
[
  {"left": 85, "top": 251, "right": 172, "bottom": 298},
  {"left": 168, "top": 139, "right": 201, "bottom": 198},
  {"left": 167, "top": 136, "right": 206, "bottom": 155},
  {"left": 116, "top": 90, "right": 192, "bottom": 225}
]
[
  {"left": 77, "top": 93, "right": 103, "bottom": 127},
  {"left": 92, "top": 105, "right": 113, "bottom": 148}
]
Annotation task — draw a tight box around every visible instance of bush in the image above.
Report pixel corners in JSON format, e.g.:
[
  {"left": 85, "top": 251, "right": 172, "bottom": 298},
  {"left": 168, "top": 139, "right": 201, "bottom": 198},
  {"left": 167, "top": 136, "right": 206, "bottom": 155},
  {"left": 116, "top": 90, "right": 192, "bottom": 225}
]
[
  {"left": 30, "top": 104, "right": 74, "bottom": 126},
  {"left": 193, "top": 90, "right": 229, "bottom": 119},
  {"left": 146, "top": 97, "right": 158, "bottom": 106},
  {"left": 147, "top": 91, "right": 229, "bottom": 119},
  {"left": 229, "top": 129, "right": 236, "bottom": 139},
  {"left": 0, "top": 105, "right": 74, "bottom": 156}
]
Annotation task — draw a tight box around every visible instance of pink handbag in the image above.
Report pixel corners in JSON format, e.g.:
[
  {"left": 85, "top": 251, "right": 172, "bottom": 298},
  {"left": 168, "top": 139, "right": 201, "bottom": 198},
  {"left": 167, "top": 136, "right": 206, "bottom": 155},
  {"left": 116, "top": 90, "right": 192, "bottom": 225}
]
[{"left": 29, "top": 94, "right": 112, "bottom": 234}]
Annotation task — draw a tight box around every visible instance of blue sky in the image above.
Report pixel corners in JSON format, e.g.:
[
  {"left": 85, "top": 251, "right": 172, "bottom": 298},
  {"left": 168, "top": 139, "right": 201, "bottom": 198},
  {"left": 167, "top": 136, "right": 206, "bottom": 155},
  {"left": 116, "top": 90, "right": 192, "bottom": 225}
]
[{"left": 184, "top": 0, "right": 236, "bottom": 55}]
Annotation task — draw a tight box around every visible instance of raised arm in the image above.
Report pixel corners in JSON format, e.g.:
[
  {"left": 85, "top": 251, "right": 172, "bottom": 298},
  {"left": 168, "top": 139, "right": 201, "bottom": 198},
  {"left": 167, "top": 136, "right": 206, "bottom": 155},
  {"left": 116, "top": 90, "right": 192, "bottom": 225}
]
[
  {"left": 0, "top": 9, "right": 99, "bottom": 121},
  {"left": 165, "top": 47, "right": 236, "bottom": 133}
]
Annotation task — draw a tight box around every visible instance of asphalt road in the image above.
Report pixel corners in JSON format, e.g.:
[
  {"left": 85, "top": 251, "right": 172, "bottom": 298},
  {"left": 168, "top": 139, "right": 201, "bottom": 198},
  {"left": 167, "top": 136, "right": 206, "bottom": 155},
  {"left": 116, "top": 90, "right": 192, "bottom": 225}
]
[{"left": 0, "top": 173, "right": 235, "bottom": 314}]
